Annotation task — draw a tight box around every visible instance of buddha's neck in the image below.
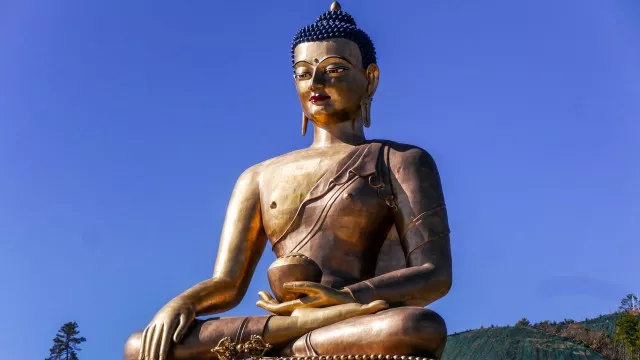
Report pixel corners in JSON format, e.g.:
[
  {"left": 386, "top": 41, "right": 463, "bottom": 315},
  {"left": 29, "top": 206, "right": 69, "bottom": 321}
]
[{"left": 311, "top": 119, "right": 366, "bottom": 148}]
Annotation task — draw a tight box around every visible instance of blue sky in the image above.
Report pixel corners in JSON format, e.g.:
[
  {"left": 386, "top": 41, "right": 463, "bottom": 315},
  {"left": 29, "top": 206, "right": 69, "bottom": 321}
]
[{"left": 1, "top": 0, "right": 639, "bottom": 359}]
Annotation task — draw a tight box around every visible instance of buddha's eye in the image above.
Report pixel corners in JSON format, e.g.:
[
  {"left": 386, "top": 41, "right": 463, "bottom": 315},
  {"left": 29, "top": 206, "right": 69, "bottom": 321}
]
[
  {"left": 294, "top": 72, "right": 311, "bottom": 80},
  {"left": 326, "top": 66, "right": 348, "bottom": 75}
]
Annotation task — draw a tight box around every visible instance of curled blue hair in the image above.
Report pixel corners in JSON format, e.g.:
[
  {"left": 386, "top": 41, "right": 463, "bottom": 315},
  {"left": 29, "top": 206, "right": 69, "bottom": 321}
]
[{"left": 291, "top": 7, "right": 377, "bottom": 68}]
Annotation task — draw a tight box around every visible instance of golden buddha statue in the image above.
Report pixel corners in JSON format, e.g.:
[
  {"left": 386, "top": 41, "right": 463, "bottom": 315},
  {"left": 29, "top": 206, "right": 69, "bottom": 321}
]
[{"left": 124, "top": 2, "right": 452, "bottom": 360}]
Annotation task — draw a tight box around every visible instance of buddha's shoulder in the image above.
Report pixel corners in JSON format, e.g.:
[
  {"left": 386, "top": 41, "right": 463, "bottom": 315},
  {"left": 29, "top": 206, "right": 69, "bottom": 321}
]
[
  {"left": 236, "top": 141, "right": 440, "bottom": 181},
  {"left": 254, "top": 147, "right": 315, "bottom": 171},
  {"left": 235, "top": 147, "right": 318, "bottom": 179},
  {"left": 373, "top": 139, "right": 440, "bottom": 171}
]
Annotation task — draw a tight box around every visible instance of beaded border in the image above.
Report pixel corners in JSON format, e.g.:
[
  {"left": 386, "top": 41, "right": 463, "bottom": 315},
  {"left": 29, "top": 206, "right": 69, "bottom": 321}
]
[{"left": 261, "top": 356, "right": 433, "bottom": 360}]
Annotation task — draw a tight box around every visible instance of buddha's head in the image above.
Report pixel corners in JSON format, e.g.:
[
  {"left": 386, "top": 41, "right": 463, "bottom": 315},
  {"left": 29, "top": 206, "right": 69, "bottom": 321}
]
[{"left": 292, "top": 2, "right": 379, "bottom": 134}]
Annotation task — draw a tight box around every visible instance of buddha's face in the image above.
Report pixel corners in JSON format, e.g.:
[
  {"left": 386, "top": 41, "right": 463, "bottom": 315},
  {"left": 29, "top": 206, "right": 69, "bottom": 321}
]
[{"left": 293, "top": 38, "right": 378, "bottom": 127}]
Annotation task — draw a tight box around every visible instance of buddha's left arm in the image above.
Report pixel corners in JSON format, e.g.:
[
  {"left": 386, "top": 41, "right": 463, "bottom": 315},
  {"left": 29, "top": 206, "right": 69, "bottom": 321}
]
[{"left": 345, "top": 146, "right": 452, "bottom": 307}]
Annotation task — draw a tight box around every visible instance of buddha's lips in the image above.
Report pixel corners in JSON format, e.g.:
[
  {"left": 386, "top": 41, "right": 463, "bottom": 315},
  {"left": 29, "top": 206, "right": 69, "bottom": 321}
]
[{"left": 310, "top": 94, "right": 331, "bottom": 103}]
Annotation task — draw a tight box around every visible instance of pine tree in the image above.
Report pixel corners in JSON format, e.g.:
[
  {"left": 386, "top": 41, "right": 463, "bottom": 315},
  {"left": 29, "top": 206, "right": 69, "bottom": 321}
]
[{"left": 45, "top": 322, "right": 87, "bottom": 360}]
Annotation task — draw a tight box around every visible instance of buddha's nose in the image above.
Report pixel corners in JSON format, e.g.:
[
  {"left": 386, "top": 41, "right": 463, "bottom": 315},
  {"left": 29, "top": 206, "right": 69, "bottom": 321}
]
[{"left": 309, "top": 69, "right": 325, "bottom": 91}]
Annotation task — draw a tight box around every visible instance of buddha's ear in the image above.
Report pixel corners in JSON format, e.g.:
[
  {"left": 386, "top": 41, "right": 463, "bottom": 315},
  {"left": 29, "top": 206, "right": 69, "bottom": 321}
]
[{"left": 365, "top": 63, "right": 380, "bottom": 98}]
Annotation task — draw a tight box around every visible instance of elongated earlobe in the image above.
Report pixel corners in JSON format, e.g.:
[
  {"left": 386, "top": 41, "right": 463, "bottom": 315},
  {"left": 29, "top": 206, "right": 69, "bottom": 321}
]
[
  {"left": 302, "top": 113, "right": 309, "bottom": 136},
  {"left": 360, "top": 98, "right": 371, "bottom": 128},
  {"left": 361, "top": 63, "right": 378, "bottom": 128}
]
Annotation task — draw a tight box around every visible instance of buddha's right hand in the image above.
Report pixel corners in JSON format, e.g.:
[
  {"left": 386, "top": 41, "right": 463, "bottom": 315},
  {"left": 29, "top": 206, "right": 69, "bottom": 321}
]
[{"left": 139, "top": 298, "right": 196, "bottom": 360}]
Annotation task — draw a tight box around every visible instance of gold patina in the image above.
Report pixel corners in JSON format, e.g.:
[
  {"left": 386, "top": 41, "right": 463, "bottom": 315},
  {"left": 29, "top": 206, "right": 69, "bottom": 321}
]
[{"left": 125, "top": 2, "right": 452, "bottom": 360}]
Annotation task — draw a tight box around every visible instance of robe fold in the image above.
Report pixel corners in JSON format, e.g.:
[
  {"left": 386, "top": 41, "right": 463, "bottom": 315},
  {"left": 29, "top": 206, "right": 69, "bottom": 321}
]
[{"left": 270, "top": 140, "right": 408, "bottom": 289}]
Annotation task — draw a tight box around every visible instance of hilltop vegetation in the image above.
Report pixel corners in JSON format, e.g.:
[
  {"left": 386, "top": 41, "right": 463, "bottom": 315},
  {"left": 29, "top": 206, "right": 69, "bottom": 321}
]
[
  {"left": 441, "top": 294, "right": 640, "bottom": 360},
  {"left": 442, "top": 325, "right": 605, "bottom": 360}
]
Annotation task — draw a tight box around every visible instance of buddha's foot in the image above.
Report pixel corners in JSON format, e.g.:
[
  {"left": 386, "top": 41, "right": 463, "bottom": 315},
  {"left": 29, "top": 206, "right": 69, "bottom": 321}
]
[{"left": 292, "top": 300, "right": 389, "bottom": 329}]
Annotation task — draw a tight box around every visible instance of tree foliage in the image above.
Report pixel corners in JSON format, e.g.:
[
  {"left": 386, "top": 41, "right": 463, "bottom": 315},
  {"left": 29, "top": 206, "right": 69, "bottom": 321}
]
[
  {"left": 614, "top": 311, "right": 640, "bottom": 359},
  {"left": 620, "top": 294, "right": 640, "bottom": 313},
  {"left": 45, "top": 322, "right": 87, "bottom": 360},
  {"left": 516, "top": 318, "right": 531, "bottom": 327}
]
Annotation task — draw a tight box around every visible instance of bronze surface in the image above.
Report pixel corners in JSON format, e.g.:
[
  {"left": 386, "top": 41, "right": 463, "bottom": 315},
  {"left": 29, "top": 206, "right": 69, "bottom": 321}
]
[
  {"left": 126, "top": 2, "right": 452, "bottom": 360},
  {"left": 211, "top": 335, "right": 272, "bottom": 360},
  {"left": 267, "top": 254, "right": 323, "bottom": 303},
  {"left": 259, "top": 356, "right": 433, "bottom": 360}
]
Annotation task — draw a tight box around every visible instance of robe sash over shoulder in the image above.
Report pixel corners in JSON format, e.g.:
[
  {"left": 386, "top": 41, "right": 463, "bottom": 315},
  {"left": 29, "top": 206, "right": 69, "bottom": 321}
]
[{"left": 271, "top": 141, "right": 395, "bottom": 256}]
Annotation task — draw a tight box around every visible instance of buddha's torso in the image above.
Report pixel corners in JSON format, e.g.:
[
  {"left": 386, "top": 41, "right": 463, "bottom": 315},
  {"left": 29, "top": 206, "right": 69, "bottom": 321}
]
[
  {"left": 259, "top": 145, "right": 352, "bottom": 240},
  {"left": 258, "top": 143, "right": 398, "bottom": 289}
]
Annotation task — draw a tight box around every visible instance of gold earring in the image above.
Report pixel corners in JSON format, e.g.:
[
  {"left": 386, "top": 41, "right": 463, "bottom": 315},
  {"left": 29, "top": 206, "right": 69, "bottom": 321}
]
[
  {"left": 361, "top": 98, "right": 371, "bottom": 128},
  {"left": 301, "top": 112, "right": 308, "bottom": 136}
]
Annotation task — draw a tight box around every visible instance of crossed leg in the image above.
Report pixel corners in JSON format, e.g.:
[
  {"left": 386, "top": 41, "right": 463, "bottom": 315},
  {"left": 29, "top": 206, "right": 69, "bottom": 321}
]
[
  {"left": 124, "top": 302, "right": 392, "bottom": 360},
  {"left": 285, "top": 307, "right": 447, "bottom": 359}
]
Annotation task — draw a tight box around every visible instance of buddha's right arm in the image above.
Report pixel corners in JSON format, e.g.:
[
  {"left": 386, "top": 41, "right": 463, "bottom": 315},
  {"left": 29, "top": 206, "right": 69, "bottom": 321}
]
[
  {"left": 139, "top": 166, "right": 267, "bottom": 360},
  {"left": 173, "top": 164, "right": 268, "bottom": 316}
]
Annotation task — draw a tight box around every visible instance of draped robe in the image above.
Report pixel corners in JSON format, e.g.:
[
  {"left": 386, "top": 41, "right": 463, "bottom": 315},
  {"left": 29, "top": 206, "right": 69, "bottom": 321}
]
[
  {"left": 141, "top": 140, "right": 451, "bottom": 359},
  {"left": 269, "top": 140, "right": 450, "bottom": 304}
]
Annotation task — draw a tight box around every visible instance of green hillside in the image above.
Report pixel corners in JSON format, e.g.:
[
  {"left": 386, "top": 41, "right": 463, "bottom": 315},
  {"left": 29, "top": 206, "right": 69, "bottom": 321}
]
[
  {"left": 440, "top": 313, "right": 640, "bottom": 359},
  {"left": 441, "top": 326, "right": 606, "bottom": 360},
  {"left": 580, "top": 314, "right": 619, "bottom": 337}
]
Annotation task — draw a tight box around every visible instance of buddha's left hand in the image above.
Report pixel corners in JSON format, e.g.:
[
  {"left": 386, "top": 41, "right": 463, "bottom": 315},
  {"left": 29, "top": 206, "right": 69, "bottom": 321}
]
[{"left": 256, "top": 281, "right": 356, "bottom": 316}]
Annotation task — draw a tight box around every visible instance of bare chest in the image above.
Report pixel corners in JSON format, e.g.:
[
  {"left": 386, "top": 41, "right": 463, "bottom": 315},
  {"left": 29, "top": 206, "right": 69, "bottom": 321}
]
[{"left": 259, "top": 150, "right": 349, "bottom": 241}]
